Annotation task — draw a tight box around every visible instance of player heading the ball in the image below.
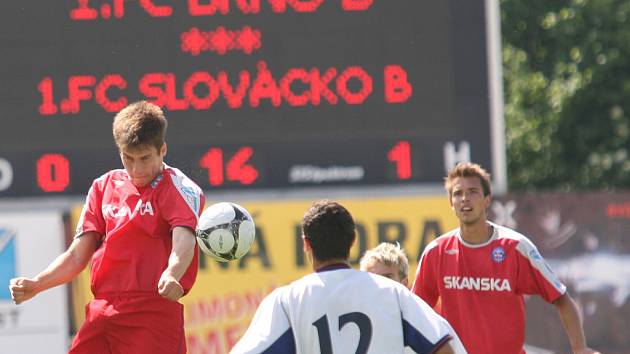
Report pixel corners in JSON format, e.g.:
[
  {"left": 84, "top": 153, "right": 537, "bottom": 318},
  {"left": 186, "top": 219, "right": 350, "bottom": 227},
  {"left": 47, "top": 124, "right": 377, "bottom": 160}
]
[{"left": 9, "top": 101, "right": 205, "bottom": 354}]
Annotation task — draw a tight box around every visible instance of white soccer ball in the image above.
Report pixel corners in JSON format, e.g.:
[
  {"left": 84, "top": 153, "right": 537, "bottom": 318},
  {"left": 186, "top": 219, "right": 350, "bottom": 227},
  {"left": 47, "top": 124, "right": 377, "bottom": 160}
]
[{"left": 195, "top": 202, "right": 256, "bottom": 262}]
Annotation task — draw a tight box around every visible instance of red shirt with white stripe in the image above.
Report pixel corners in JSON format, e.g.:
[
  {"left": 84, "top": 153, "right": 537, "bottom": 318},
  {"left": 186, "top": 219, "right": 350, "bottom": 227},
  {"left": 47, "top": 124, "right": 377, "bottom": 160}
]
[
  {"left": 75, "top": 165, "right": 204, "bottom": 296},
  {"left": 411, "top": 222, "right": 565, "bottom": 354}
]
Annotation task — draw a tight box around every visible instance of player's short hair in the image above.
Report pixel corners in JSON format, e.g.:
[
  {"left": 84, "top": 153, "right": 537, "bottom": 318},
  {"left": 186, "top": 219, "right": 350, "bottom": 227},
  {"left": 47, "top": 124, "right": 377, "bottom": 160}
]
[
  {"left": 301, "top": 200, "right": 356, "bottom": 262},
  {"left": 359, "top": 242, "right": 409, "bottom": 281},
  {"left": 444, "top": 162, "right": 492, "bottom": 197},
  {"left": 112, "top": 101, "right": 167, "bottom": 152}
]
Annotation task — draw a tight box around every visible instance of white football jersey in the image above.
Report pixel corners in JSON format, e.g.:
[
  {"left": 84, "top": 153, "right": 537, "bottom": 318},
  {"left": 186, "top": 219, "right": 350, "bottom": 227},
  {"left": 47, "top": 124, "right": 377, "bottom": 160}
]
[{"left": 231, "top": 266, "right": 465, "bottom": 354}]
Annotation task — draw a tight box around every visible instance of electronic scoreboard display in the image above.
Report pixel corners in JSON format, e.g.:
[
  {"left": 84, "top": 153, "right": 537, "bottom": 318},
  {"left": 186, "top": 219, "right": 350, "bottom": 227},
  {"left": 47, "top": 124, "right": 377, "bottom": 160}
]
[{"left": 0, "top": 0, "right": 502, "bottom": 197}]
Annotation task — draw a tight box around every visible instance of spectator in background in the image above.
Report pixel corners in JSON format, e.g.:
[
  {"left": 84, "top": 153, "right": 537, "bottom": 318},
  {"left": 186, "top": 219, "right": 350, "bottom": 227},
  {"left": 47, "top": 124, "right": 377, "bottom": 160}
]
[
  {"left": 232, "top": 200, "right": 458, "bottom": 354},
  {"left": 9, "top": 101, "right": 205, "bottom": 354},
  {"left": 412, "top": 162, "right": 600, "bottom": 354}
]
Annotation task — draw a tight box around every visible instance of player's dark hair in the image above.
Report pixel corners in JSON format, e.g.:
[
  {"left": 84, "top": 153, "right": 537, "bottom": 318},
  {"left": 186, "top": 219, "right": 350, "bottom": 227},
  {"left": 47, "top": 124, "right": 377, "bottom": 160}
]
[
  {"left": 444, "top": 162, "right": 492, "bottom": 197},
  {"left": 112, "top": 101, "right": 167, "bottom": 152},
  {"left": 301, "top": 200, "right": 356, "bottom": 262}
]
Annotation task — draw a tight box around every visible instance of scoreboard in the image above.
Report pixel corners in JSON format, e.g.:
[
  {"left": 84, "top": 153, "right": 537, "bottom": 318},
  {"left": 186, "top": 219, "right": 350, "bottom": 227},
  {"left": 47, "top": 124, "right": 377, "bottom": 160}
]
[{"left": 0, "top": 0, "right": 505, "bottom": 198}]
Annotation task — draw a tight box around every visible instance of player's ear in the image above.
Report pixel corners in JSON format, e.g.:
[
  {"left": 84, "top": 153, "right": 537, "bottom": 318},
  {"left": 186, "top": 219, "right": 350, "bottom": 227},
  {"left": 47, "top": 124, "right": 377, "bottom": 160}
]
[
  {"left": 483, "top": 193, "right": 491, "bottom": 209},
  {"left": 302, "top": 235, "right": 311, "bottom": 252},
  {"left": 401, "top": 277, "right": 409, "bottom": 288},
  {"left": 161, "top": 142, "right": 168, "bottom": 157}
]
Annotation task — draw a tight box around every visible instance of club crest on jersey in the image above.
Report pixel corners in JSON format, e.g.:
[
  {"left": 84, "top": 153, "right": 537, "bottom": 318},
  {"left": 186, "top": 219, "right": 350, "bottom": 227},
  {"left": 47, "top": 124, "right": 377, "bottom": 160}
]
[{"left": 491, "top": 246, "right": 506, "bottom": 262}]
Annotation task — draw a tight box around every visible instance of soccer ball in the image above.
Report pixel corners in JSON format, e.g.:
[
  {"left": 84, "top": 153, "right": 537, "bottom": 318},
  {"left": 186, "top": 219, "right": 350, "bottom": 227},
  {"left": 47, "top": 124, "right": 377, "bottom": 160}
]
[{"left": 196, "top": 202, "right": 256, "bottom": 262}]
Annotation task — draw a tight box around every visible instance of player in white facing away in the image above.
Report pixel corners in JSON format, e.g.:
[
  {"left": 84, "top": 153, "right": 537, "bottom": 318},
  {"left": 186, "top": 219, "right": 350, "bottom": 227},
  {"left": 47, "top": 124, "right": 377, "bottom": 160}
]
[{"left": 231, "top": 200, "right": 458, "bottom": 354}]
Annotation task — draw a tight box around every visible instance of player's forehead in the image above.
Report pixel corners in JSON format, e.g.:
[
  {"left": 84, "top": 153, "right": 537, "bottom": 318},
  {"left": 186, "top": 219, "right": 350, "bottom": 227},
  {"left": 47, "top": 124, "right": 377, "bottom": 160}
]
[
  {"left": 120, "top": 144, "right": 159, "bottom": 158},
  {"left": 451, "top": 176, "right": 483, "bottom": 192},
  {"left": 365, "top": 259, "right": 397, "bottom": 276}
]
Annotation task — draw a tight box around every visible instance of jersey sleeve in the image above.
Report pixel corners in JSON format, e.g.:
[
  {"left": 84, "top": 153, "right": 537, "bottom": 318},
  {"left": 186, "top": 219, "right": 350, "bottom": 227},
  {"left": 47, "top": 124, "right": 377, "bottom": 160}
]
[
  {"left": 161, "top": 172, "right": 204, "bottom": 230},
  {"left": 514, "top": 237, "right": 566, "bottom": 303},
  {"left": 399, "top": 289, "right": 457, "bottom": 354},
  {"left": 411, "top": 242, "right": 440, "bottom": 308},
  {"left": 75, "top": 178, "right": 106, "bottom": 240},
  {"left": 230, "top": 287, "right": 296, "bottom": 354}
]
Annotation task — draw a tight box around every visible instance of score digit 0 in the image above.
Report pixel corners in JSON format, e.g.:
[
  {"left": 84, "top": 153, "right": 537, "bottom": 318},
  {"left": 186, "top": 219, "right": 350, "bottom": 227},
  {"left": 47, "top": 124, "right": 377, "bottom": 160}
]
[
  {"left": 0, "top": 158, "right": 14, "bottom": 192},
  {"left": 36, "top": 154, "right": 71, "bottom": 192}
]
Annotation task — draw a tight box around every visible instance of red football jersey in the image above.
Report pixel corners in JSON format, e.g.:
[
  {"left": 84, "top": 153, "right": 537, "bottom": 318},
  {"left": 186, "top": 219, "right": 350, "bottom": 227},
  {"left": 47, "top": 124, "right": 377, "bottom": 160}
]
[
  {"left": 76, "top": 165, "right": 205, "bottom": 296},
  {"left": 412, "top": 222, "right": 565, "bottom": 354}
]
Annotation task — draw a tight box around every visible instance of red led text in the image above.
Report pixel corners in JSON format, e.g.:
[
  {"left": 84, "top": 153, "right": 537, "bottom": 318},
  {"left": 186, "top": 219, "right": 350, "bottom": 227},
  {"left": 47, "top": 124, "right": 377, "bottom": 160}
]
[
  {"left": 70, "top": 0, "right": 373, "bottom": 20},
  {"left": 38, "top": 63, "right": 411, "bottom": 114}
]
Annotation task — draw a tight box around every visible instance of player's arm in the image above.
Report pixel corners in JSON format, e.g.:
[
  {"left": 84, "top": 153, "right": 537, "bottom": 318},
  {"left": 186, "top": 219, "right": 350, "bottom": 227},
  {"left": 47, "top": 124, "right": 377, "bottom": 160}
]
[
  {"left": 410, "top": 242, "right": 440, "bottom": 308},
  {"left": 9, "top": 231, "right": 99, "bottom": 305},
  {"left": 553, "top": 293, "right": 601, "bottom": 354},
  {"left": 158, "top": 226, "right": 196, "bottom": 301},
  {"left": 514, "top": 238, "right": 599, "bottom": 354}
]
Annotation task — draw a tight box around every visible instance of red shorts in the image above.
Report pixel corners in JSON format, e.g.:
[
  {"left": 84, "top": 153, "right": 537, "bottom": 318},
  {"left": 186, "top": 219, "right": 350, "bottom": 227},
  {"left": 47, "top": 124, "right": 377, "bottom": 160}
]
[{"left": 69, "top": 293, "right": 186, "bottom": 354}]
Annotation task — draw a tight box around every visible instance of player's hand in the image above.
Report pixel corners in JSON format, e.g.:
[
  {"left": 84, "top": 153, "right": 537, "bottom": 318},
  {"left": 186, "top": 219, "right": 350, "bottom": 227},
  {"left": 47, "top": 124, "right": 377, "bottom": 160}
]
[
  {"left": 574, "top": 348, "right": 601, "bottom": 354},
  {"left": 9, "top": 277, "right": 39, "bottom": 305},
  {"left": 158, "top": 272, "right": 184, "bottom": 301}
]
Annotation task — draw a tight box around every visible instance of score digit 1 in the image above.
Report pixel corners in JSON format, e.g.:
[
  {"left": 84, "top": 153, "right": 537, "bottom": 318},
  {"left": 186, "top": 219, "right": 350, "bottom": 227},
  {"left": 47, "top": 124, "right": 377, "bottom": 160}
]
[
  {"left": 387, "top": 141, "right": 412, "bottom": 180},
  {"left": 199, "top": 147, "right": 259, "bottom": 186}
]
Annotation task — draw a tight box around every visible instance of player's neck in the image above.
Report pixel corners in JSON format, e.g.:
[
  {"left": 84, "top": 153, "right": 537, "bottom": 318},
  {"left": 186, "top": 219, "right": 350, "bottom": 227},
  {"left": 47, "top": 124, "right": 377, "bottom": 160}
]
[
  {"left": 460, "top": 220, "right": 493, "bottom": 245},
  {"left": 312, "top": 258, "right": 349, "bottom": 272}
]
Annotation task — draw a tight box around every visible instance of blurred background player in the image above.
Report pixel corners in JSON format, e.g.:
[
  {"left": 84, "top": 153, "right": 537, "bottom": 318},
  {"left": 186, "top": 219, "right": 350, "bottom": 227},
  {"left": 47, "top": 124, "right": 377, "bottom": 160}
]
[
  {"left": 360, "top": 242, "right": 467, "bottom": 354},
  {"left": 8, "top": 101, "right": 205, "bottom": 354},
  {"left": 232, "top": 200, "right": 458, "bottom": 354},
  {"left": 360, "top": 242, "right": 409, "bottom": 287},
  {"left": 411, "top": 162, "right": 599, "bottom": 354}
]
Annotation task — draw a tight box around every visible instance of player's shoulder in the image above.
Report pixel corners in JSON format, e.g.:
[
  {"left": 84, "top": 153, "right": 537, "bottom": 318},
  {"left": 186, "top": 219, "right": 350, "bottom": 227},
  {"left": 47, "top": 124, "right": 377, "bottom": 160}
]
[
  {"left": 91, "top": 169, "right": 126, "bottom": 188},
  {"left": 162, "top": 165, "right": 203, "bottom": 196},
  {"left": 424, "top": 228, "right": 460, "bottom": 254},
  {"left": 367, "top": 271, "right": 412, "bottom": 293},
  {"left": 98, "top": 169, "right": 125, "bottom": 179},
  {"left": 492, "top": 222, "right": 533, "bottom": 245},
  {"left": 263, "top": 284, "right": 291, "bottom": 303},
  {"left": 293, "top": 268, "right": 408, "bottom": 295},
  {"left": 162, "top": 164, "right": 204, "bottom": 214},
  {"left": 163, "top": 165, "right": 202, "bottom": 190},
  {"left": 491, "top": 221, "right": 541, "bottom": 255}
]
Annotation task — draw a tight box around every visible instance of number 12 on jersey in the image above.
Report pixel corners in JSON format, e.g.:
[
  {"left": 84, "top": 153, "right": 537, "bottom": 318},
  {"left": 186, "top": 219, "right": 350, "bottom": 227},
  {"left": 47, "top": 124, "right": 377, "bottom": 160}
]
[{"left": 313, "top": 312, "right": 373, "bottom": 354}]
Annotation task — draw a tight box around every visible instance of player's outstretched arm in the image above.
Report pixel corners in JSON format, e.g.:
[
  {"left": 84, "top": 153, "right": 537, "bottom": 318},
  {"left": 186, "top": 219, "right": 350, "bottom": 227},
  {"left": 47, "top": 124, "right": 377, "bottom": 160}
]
[
  {"left": 158, "top": 226, "right": 196, "bottom": 301},
  {"left": 8, "top": 231, "right": 99, "bottom": 305},
  {"left": 553, "top": 293, "right": 601, "bottom": 354}
]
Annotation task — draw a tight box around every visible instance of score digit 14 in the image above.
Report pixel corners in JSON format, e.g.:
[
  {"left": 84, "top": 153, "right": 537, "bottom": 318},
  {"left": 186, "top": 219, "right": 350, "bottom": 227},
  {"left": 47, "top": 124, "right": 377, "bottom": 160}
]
[{"left": 199, "top": 147, "right": 259, "bottom": 186}]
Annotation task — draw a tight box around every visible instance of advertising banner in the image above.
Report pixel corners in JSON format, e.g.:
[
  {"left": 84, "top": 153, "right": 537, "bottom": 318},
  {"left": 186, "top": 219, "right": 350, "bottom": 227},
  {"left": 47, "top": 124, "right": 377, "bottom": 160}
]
[
  {"left": 0, "top": 212, "right": 69, "bottom": 354},
  {"left": 70, "top": 196, "right": 458, "bottom": 354},
  {"left": 491, "top": 193, "right": 630, "bottom": 354}
]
